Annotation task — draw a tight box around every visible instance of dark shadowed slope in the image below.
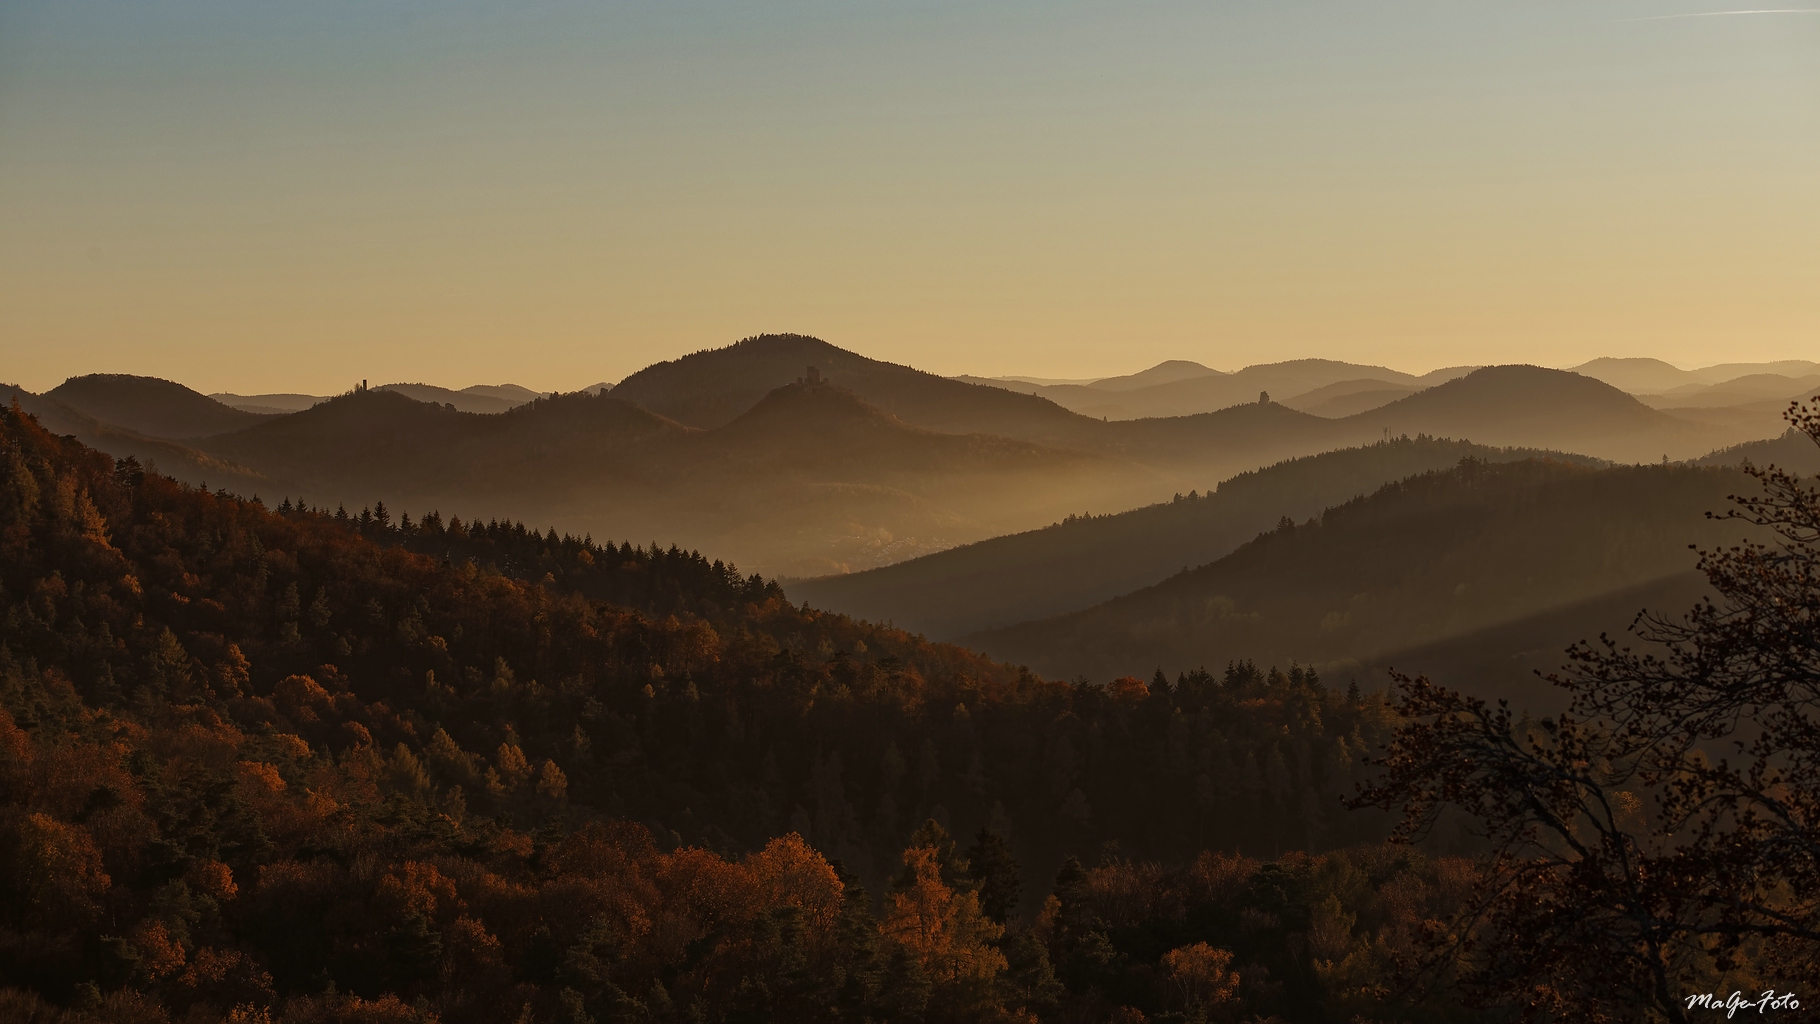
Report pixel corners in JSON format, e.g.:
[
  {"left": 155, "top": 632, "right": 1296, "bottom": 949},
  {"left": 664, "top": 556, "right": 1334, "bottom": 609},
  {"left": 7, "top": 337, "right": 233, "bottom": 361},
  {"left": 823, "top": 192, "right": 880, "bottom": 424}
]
[
  {"left": 963, "top": 459, "right": 1761, "bottom": 683},
  {"left": 587, "top": 382, "right": 1164, "bottom": 577},
  {"left": 703, "top": 380, "right": 1093, "bottom": 475},
  {"left": 1694, "top": 426, "right": 1820, "bottom": 475},
  {"left": 191, "top": 383, "right": 1161, "bottom": 577},
  {"left": 198, "top": 387, "right": 505, "bottom": 496},
  {"left": 0, "top": 402, "right": 1415, "bottom": 1001},
  {"left": 3, "top": 382, "right": 268, "bottom": 491},
  {"left": 197, "top": 387, "right": 689, "bottom": 502},
  {"left": 1359, "top": 570, "right": 1714, "bottom": 713},
  {"left": 376, "top": 382, "right": 543, "bottom": 413},
  {"left": 1340, "top": 365, "right": 1717, "bottom": 462},
  {"left": 788, "top": 436, "right": 1599, "bottom": 638},
  {"left": 47, "top": 373, "right": 273, "bottom": 439}
]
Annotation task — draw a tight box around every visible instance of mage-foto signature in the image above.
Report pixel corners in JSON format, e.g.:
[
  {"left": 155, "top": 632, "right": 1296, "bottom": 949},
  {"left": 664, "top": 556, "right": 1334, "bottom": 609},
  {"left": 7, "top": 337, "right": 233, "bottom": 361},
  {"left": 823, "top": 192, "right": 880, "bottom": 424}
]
[{"left": 1686, "top": 990, "right": 1801, "bottom": 1018}]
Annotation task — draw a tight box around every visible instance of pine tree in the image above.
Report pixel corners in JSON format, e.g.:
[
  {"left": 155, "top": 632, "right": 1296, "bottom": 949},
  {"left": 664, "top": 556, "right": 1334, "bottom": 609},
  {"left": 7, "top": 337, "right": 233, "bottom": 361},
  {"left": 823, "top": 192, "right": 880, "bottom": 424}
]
[{"left": 964, "top": 828, "right": 1022, "bottom": 924}]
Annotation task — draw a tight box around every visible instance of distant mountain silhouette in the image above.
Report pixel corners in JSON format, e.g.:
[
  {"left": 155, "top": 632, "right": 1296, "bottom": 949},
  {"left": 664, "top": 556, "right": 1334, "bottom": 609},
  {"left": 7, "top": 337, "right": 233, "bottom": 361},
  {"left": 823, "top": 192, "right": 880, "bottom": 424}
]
[
  {"left": 213, "top": 382, "right": 549, "bottom": 414},
  {"left": 1093, "top": 398, "right": 1358, "bottom": 474},
  {"left": 198, "top": 387, "right": 685, "bottom": 501},
  {"left": 787, "top": 436, "right": 1600, "bottom": 639},
  {"left": 1693, "top": 360, "right": 1820, "bottom": 384},
  {"left": 190, "top": 382, "right": 1157, "bottom": 576},
  {"left": 1646, "top": 381, "right": 1820, "bottom": 453},
  {"left": 705, "top": 380, "right": 1078, "bottom": 472},
  {"left": 47, "top": 373, "right": 273, "bottom": 439},
  {"left": 666, "top": 383, "right": 1160, "bottom": 575},
  {"left": 610, "top": 334, "right": 1098, "bottom": 444},
  {"left": 950, "top": 375, "right": 1047, "bottom": 395},
  {"left": 1087, "top": 359, "right": 1225, "bottom": 391},
  {"left": 616, "top": 338, "right": 1763, "bottom": 467},
  {"left": 377, "top": 382, "right": 531, "bottom": 414},
  {"left": 1644, "top": 373, "right": 1820, "bottom": 409},
  {"left": 1338, "top": 365, "right": 1719, "bottom": 461},
  {"left": 1569, "top": 357, "right": 1700, "bottom": 394},
  {"left": 1282, "top": 378, "right": 1421, "bottom": 418},
  {"left": 1017, "top": 359, "right": 1424, "bottom": 419},
  {"left": 1570, "top": 357, "right": 1820, "bottom": 394},
  {"left": 955, "top": 366, "right": 1201, "bottom": 400},
  {"left": 607, "top": 336, "right": 1375, "bottom": 481},
  {"left": 962, "top": 458, "right": 1760, "bottom": 682},
  {"left": 1417, "top": 365, "right": 1482, "bottom": 384},
  {"left": 23, "top": 340, "right": 1787, "bottom": 578},
  {"left": 212, "top": 392, "right": 327, "bottom": 414},
  {"left": 461, "top": 382, "right": 546, "bottom": 404}
]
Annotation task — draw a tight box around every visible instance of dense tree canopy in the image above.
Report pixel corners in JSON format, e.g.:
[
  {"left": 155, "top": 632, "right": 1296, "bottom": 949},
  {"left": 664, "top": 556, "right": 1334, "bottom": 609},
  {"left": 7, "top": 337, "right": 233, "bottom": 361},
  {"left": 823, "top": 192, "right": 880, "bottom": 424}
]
[{"left": 1, "top": 402, "right": 1471, "bottom": 1022}]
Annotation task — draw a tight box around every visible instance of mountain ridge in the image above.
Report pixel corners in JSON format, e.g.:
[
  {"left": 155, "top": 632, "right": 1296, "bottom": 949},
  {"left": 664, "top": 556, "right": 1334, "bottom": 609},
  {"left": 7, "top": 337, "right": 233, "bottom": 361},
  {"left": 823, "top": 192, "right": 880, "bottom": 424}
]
[
  {"left": 960, "top": 457, "right": 1762, "bottom": 683},
  {"left": 48, "top": 373, "right": 274, "bottom": 439},
  {"left": 786, "top": 436, "right": 1604, "bottom": 639}
]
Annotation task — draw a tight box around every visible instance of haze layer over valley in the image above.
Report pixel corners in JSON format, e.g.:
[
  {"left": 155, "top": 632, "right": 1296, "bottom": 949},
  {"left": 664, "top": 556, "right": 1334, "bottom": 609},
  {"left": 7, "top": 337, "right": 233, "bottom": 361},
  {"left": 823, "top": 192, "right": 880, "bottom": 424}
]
[
  {"left": 7, "top": 332, "right": 1811, "bottom": 707},
  {"left": 8, "top": 335, "right": 1809, "bottom": 583}
]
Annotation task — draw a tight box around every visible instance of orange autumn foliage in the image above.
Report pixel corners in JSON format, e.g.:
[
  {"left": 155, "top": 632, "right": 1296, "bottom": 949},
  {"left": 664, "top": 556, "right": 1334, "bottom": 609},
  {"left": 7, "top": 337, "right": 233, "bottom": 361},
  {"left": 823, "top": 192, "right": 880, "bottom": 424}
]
[{"left": 883, "top": 846, "right": 1006, "bottom": 986}]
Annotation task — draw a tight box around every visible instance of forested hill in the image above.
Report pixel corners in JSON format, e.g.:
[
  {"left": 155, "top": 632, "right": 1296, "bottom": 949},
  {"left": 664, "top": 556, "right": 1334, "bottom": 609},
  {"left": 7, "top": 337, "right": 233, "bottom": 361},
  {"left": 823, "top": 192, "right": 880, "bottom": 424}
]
[
  {"left": 1694, "top": 425, "right": 1820, "bottom": 475},
  {"left": 788, "top": 436, "right": 1601, "bottom": 638},
  {"left": 12, "top": 347, "right": 1789, "bottom": 583},
  {"left": 1334, "top": 364, "right": 1708, "bottom": 463},
  {"left": 964, "top": 457, "right": 1762, "bottom": 686},
  {"left": 46, "top": 374, "right": 274, "bottom": 440},
  {"left": 610, "top": 333, "right": 1100, "bottom": 442},
  {"left": 0, "top": 403, "right": 1439, "bottom": 1024},
  {"left": 1, "top": 389, "right": 269, "bottom": 495},
  {"left": 188, "top": 383, "right": 1162, "bottom": 578}
]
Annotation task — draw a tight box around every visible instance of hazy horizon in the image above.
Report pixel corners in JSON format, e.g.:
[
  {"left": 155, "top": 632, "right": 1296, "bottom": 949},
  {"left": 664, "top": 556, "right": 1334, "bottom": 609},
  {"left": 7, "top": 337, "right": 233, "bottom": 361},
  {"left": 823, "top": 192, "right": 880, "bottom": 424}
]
[
  {"left": 5, "top": 1, "right": 1817, "bottom": 394},
  {"left": 7, "top": 343, "right": 1815, "bottom": 398}
]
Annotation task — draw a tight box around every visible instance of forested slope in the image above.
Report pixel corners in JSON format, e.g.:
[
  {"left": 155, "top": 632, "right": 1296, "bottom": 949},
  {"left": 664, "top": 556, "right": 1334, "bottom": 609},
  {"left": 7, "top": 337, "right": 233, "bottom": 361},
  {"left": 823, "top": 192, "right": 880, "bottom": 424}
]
[
  {"left": 192, "top": 383, "right": 1161, "bottom": 577},
  {"left": 1695, "top": 425, "right": 1820, "bottom": 475},
  {"left": 965, "top": 458, "right": 1762, "bottom": 685},
  {"left": 0, "top": 404, "right": 1463, "bottom": 1024},
  {"left": 789, "top": 436, "right": 1599, "bottom": 638},
  {"left": 46, "top": 375, "right": 274, "bottom": 440}
]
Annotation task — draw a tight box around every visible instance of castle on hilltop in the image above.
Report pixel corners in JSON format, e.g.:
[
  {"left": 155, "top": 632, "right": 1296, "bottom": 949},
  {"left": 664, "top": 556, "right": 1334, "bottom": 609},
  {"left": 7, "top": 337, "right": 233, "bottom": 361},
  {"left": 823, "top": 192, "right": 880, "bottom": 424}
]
[{"left": 796, "top": 366, "right": 824, "bottom": 386}]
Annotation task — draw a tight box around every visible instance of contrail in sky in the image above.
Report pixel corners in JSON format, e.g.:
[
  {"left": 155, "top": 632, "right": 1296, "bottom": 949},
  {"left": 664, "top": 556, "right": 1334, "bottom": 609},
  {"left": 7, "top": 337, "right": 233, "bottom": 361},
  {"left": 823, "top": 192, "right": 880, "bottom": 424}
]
[{"left": 1626, "top": 8, "right": 1820, "bottom": 18}]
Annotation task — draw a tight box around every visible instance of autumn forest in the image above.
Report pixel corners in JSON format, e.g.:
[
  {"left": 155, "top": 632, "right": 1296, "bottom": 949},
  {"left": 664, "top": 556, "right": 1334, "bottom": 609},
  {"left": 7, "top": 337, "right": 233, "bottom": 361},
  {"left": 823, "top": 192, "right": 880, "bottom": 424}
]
[{"left": 4, "top": 339, "right": 1820, "bottom": 1024}]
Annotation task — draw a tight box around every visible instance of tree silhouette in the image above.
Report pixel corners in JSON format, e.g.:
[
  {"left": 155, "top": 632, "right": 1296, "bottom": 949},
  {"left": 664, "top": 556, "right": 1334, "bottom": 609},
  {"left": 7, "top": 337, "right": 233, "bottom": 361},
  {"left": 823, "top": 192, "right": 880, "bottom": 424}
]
[
  {"left": 1355, "top": 398, "right": 1820, "bottom": 1022},
  {"left": 964, "top": 828, "right": 1021, "bottom": 925}
]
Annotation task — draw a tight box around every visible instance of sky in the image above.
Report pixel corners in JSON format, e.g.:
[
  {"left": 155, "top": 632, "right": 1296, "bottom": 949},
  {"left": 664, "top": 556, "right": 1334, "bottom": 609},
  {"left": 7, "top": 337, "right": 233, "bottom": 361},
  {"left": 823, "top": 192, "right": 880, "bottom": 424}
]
[{"left": 1, "top": 1, "right": 1816, "bottom": 395}]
